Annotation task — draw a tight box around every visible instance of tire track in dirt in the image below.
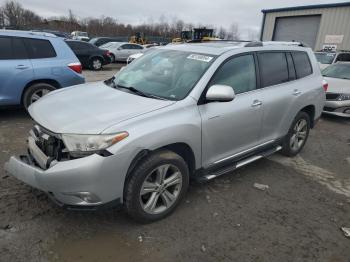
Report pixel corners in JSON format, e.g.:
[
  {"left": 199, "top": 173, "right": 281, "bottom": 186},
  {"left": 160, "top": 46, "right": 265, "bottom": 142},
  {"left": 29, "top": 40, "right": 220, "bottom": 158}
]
[{"left": 269, "top": 155, "right": 350, "bottom": 198}]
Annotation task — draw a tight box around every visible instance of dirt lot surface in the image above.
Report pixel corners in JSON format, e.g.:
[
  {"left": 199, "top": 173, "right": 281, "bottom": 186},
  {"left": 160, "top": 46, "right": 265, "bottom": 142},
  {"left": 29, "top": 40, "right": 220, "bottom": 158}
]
[{"left": 1, "top": 64, "right": 349, "bottom": 261}]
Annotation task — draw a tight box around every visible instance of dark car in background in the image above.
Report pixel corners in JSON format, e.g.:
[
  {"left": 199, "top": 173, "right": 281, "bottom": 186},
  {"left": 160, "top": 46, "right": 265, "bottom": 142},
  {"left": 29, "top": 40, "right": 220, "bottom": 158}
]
[
  {"left": 89, "top": 37, "right": 128, "bottom": 47},
  {"left": 65, "top": 40, "right": 112, "bottom": 70}
]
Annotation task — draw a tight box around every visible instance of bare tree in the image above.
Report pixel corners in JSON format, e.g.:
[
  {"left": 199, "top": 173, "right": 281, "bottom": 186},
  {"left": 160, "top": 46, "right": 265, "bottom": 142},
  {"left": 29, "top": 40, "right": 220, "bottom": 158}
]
[
  {"left": 217, "top": 26, "right": 227, "bottom": 40},
  {"left": 0, "top": 7, "right": 5, "bottom": 28},
  {"left": 226, "top": 22, "right": 240, "bottom": 40},
  {"left": 3, "top": 1, "right": 23, "bottom": 28}
]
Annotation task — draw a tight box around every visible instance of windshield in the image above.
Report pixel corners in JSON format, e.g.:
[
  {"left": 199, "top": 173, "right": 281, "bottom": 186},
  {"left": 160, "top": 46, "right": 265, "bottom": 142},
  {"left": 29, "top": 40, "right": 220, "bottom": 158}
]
[
  {"left": 112, "top": 49, "right": 216, "bottom": 100},
  {"left": 322, "top": 63, "right": 350, "bottom": 80},
  {"left": 315, "top": 52, "right": 335, "bottom": 64}
]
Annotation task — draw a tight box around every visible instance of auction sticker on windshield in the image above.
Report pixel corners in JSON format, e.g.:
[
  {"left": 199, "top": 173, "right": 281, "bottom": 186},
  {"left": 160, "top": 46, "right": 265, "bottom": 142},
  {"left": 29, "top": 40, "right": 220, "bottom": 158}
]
[{"left": 187, "top": 54, "right": 213, "bottom": 62}]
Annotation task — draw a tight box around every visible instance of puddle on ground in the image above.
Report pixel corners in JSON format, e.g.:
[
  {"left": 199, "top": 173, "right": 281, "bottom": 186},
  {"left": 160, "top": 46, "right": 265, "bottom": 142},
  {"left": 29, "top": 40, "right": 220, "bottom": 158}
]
[{"left": 48, "top": 231, "right": 159, "bottom": 262}]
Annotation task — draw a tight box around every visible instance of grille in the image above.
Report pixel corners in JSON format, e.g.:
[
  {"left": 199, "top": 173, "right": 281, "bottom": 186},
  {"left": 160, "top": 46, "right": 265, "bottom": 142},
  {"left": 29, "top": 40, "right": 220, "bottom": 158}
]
[
  {"left": 326, "top": 93, "right": 340, "bottom": 100},
  {"left": 30, "top": 125, "right": 66, "bottom": 161}
]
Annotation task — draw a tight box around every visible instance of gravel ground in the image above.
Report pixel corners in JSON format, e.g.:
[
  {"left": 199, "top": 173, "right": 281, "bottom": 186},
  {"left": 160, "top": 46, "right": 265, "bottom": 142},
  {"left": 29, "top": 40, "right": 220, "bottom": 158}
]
[{"left": 0, "top": 64, "right": 349, "bottom": 261}]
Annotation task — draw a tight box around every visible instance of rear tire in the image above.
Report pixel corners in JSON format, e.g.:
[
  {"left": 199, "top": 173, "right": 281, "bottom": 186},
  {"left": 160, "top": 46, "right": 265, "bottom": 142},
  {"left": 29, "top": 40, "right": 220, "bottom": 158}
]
[
  {"left": 23, "top": 83, "right": 56, "bottom": 109},
  {"left": 124, "top": 150, "right": 189, "bottom": 223},
  {"left": 90, "top": 57, "right": 103, "bottom": 70},
  {"left": 281, "top": 111, "right": 310, "bottom": 157}
]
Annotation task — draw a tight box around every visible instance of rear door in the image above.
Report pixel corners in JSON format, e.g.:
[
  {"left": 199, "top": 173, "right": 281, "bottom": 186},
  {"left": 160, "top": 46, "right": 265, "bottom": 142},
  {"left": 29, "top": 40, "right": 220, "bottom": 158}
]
[
  {"left": 199, "top": 53, "right": 263, "bottom": 167},
  {"left": 0, "top": 36, "right": 33, "bottom": 105},
  {"left": 256, "top": 51, "right": 305, "bottom": 143}
]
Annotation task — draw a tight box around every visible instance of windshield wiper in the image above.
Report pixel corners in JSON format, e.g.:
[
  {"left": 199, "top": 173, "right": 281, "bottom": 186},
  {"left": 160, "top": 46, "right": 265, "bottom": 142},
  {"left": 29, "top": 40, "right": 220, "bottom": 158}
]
[{"left": 115, "top": 84, "right": 167, "bottom": 100}]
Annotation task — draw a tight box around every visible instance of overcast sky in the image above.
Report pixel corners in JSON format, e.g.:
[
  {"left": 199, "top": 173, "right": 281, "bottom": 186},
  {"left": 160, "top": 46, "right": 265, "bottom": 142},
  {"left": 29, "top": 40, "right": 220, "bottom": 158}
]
[{"left": 2, "top": 0, "right": 346, "bottom": 35}]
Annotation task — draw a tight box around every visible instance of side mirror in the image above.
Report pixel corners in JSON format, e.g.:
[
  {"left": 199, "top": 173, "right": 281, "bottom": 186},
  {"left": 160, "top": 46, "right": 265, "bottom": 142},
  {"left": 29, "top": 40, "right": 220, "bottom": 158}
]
[
  {"left": 206, "top": 85, "right": 235, "bottom": 102},
  {"left": 117, "top": 47, "right": 122, "bottom": 50}
]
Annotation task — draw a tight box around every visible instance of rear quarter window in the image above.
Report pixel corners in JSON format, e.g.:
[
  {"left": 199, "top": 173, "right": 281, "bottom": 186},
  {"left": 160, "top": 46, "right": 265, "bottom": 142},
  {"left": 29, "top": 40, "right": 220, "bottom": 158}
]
[
  {"left": 25, "top": 38, "right": 56, "bottom": 59},
  {"left": 292, "top": 52, "right": 312, "bottom": 78}
]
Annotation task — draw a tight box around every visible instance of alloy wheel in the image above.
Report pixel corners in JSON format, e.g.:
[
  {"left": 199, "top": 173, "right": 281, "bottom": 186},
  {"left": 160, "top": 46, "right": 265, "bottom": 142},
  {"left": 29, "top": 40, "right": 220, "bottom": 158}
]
[
  {"left": 30, "top": 88, "right": 51, "bottom": 104},
  {"left": 140, "top": 164, "right": 182, "bottom": 214},
  {"left": 290, "top": 118, "right": 308, "bottom": 151},
  {"left": 92, "top": 59, "right": 102, "bottom": 70}
]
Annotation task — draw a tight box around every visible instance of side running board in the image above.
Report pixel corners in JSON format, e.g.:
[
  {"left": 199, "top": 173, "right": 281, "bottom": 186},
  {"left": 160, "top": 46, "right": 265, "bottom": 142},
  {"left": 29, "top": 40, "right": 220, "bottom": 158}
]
[{"left": 199, "top": 145, "right": 282, "bottom": 182}]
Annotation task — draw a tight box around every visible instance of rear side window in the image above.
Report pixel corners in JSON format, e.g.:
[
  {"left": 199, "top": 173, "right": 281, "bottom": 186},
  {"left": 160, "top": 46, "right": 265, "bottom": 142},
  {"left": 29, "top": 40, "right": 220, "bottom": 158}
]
[
  {"left": 25, "top": 38, "right": 56, "bottom": 59},
  {"left": 0, "top": 36, "right": 28, "bottom": 60},
  {"left": 258, "top": 52, "right": 289, "bottom": 87},
  {"left": 0, "top": 37, "right": 13, "bottom": 59},
  {"left": 209, "top": 54, "right": 257, "bottom": 95},
  {"left": 291, "top": 52, "right": 312, "bottom": 78}
]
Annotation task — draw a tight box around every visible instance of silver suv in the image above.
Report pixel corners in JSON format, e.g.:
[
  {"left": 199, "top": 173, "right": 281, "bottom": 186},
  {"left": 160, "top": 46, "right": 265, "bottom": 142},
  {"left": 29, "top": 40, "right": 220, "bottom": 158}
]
[{"left": 5, "top": 41, "right": 325, "bottom": 222}]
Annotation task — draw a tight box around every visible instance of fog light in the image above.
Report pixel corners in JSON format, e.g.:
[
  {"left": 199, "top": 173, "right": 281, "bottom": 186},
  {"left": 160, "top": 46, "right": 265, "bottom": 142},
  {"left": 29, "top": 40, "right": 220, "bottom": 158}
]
[
  {"left": 344, "top": 108, "right": 350, "bottom": 114},
  {"left": 63, "top": 192, "right": 101, "bottom": 204}
]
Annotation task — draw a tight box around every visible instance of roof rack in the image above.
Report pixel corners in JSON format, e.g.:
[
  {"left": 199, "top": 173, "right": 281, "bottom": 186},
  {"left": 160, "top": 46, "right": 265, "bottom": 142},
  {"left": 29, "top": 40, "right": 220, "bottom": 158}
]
[{"left": 244, "top": 41, "right": 308, "bottom": 47}]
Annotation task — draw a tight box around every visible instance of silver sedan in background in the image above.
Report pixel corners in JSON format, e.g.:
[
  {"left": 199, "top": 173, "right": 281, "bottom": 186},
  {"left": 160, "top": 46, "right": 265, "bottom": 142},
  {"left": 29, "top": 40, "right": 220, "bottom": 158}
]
[
  {"left": 100, "top": 42, "right": 144, "bottom": 62},
  {"left": 322, "top": 62, "right": 350, "bottom": 117}
]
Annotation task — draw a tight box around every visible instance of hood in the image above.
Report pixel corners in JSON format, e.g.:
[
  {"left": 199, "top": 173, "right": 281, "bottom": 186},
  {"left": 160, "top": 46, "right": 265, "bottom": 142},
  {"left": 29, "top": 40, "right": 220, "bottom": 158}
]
[
  {"left": 324, "top": 77, "right": 350, "bottom": 94},
  {"left": 29, "top": 82, "right": 175, "bottom": 134}
]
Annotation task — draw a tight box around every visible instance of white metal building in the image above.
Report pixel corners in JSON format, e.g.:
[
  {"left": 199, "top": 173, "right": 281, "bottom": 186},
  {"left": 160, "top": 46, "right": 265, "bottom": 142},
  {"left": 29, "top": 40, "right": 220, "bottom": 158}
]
[{"left": 260, "top": 2, "right": 350, "bottom": 51}]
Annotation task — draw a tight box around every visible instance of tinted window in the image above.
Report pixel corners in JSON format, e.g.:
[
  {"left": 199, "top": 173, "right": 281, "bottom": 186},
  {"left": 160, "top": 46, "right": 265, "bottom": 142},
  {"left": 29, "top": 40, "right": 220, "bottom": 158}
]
[
  {"left": 0, "top": 37, "right": 12, "bottom": 59},
  {"left": 258, "top": 52, "right": 289, "bottom": 87},
  {"left": 12, "top": 38, "right": 28, "bottom": 59},
  {"left": 0, "top": 37, "right": 28, "bottom": 60},
  {"left": 122, "top": 44, "right": 134, "bottom": 49},
  {"left": 335, "top": 53, "right": 350, "bottom": 62},
  {"left": 291, "top": 52, "right": 312, "bottom": 78},
  {"left": 25, "top": 38, "right": 56, "bottom": 59},
  {"left": 132, "top": 44, "right": 143, "bottom": 50},
  {"left": 210, "top": 54, "right": 256, "bottom": 95},
  {"left": 286, "top": 53, "right": 296, "bottom": 80}
]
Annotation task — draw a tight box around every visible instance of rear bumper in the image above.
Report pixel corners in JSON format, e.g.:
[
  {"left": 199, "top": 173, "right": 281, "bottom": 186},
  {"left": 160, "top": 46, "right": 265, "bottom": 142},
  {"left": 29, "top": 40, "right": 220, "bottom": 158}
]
[{"left": 323, "top": 100, "right": 350, "bottom": 118}]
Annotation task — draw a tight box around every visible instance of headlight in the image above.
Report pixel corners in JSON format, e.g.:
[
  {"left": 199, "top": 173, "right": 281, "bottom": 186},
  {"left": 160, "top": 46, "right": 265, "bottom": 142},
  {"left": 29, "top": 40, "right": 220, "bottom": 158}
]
[
  {"left": 62, "top": 132, "right": 129, "bottom": 153},
  {"left": 338, "top": 93, "right": 350, "bottom": 101}
]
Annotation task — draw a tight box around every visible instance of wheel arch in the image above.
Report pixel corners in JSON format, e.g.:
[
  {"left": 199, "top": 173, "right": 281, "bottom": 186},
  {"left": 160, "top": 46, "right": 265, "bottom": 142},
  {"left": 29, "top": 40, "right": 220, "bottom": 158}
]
[
  {"left": 124, "top": 142, "right": 196, "bottom": 187},
  {"left": 21, "top": 79, "right": 61, "bottom": 105},
  {"left": 300, "top": 104, "right": 316, "bottom": 128}
]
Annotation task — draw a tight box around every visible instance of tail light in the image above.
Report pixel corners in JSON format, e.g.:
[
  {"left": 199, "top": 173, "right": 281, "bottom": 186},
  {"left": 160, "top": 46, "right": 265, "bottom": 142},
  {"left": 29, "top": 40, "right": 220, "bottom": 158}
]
[
  {"left": 322, "top": 79, "right": 328, "bottom": 92},
  {"left": 68, "top": 62, "right": 82, "bottom": 74}
]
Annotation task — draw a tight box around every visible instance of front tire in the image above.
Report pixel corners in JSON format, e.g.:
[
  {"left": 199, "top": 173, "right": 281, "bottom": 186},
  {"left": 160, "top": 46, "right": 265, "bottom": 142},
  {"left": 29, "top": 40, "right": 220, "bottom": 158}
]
[
  {"left": 23, "top": 83, "right": 56, "bottom": 109},
  {"left": 125, "top": 150, "right": 189, "bottom": 223},
  {"left": 281, "top": 111, "right": 310, "bottom": 157}
]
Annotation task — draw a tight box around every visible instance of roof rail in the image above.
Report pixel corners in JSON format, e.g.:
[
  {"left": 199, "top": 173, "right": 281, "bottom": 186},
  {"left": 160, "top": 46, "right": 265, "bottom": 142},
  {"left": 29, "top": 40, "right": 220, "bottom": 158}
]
[
  {"left": 245, "top": 41, "right": 263, "bottom": 47},
  {"left": 262, "top": 41, "right": 308, "bottom": 47}
]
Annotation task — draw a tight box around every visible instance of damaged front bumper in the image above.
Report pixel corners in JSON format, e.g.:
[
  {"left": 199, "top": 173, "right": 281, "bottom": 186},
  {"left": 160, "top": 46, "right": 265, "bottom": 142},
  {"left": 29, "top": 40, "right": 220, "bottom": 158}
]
[{"left": 4, "top": 131, "right": 132, "bottom": 208}]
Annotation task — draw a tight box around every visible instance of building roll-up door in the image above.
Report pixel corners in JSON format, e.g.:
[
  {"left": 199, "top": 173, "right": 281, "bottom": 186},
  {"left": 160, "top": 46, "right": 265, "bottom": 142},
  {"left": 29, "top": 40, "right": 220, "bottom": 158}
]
[{"left": 273, "top": 15, "right": 321, "bottom": 49}]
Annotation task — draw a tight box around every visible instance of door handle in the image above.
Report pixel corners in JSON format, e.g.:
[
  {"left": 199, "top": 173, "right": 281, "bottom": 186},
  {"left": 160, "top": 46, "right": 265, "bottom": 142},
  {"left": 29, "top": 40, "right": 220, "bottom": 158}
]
[
  {"left": 16, "top": 65, "right": 29, "bottom": 70},
  {"left": 251, "top": 100, "right": 262, "bottom": 107},
  {"left": 293, "top": 89, "right": 302, "bottom": 96}
]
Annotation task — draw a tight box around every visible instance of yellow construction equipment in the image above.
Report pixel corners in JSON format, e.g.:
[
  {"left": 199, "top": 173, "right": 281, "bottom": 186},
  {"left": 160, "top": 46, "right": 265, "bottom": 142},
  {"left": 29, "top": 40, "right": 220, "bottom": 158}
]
[{"left": 129, "top": 32, "right": 146, "bottom": 45}]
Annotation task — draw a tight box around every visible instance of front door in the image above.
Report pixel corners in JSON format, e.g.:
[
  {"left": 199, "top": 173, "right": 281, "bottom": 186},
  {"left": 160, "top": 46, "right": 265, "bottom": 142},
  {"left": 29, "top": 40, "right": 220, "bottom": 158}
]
[{"left": 198, "top": 54, "right": 263, "bottom": 167}]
